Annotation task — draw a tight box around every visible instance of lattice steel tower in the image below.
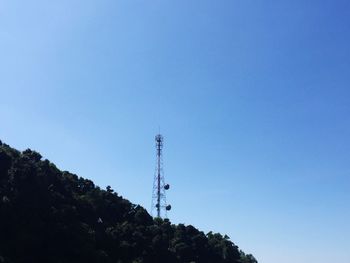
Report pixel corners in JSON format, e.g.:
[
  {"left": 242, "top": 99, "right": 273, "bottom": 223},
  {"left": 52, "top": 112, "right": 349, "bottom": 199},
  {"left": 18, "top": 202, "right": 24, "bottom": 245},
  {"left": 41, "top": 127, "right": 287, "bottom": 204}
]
[{"left": 151, "top": 134, "right": 171, "bottom": 218}]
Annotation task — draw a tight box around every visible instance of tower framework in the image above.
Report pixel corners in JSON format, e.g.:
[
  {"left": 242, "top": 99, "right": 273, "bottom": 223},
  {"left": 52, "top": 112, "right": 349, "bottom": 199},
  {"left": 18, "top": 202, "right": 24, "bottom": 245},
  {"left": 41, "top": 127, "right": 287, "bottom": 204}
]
[{"left": 151, "top": 134, "right": 171, "bottom": 218}]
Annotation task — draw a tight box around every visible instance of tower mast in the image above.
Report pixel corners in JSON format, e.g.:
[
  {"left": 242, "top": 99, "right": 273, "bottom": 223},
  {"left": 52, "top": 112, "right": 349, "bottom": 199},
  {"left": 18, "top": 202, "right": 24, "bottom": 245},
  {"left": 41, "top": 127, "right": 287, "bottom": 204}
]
[{"left": 152, "top": 134, "right": 171, "bottom": 218}]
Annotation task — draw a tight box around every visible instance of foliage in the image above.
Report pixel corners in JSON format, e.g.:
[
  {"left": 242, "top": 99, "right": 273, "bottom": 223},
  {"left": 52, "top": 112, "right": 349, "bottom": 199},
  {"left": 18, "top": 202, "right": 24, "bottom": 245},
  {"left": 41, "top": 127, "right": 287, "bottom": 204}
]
[{"left": 0, "top": 142, "right": 257, "bottom": 263}]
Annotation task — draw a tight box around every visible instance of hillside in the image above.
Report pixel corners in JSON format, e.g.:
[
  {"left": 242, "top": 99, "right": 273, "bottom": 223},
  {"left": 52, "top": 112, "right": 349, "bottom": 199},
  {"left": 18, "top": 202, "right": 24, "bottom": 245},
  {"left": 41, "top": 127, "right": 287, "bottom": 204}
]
[{"left": 0, "top": 141, "right": 257, "bottom": 263}]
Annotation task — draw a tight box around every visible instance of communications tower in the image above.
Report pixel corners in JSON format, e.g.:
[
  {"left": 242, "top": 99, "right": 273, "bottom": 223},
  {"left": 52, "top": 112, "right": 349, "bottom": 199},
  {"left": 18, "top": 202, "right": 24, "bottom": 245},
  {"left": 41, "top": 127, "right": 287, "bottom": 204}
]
[{"left": 151, "top": 134, "right": 171, "bottom": 218}]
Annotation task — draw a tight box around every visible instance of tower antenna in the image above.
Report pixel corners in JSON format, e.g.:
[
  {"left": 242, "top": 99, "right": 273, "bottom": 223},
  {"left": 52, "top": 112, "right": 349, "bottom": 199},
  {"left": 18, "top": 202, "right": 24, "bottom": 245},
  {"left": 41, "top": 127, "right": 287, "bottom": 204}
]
[{"left": 151, "top": 134, "right": 171, "bottom": 218}]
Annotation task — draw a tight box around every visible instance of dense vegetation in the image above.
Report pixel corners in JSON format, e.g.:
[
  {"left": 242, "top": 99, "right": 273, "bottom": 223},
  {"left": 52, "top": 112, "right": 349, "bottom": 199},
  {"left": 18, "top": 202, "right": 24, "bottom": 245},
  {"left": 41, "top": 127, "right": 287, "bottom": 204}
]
[{"left": 0, "top": 141, "right": 257, "bottom": 263}]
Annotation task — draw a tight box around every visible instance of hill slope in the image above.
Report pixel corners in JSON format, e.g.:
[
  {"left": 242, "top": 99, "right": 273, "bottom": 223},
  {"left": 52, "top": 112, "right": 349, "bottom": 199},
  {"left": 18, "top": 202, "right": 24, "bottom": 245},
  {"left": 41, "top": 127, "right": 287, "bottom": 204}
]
[{"left": 0, "top": 141, "right": 257, "bottom": 263}]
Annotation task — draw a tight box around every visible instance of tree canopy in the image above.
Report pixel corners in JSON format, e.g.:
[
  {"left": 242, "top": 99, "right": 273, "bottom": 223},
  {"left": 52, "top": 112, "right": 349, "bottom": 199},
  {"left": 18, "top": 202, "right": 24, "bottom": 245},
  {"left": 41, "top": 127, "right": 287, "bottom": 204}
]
[{"left": 0, "top": 141, "right": 257, "bottom": 263}]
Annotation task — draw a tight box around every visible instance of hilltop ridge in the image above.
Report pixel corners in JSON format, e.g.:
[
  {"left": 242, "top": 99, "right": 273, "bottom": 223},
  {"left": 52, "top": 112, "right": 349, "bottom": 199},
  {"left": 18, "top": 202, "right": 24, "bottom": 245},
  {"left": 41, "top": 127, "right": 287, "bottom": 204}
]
[{"left": 0, "top": 141, "right": 257, "bottom": 263}]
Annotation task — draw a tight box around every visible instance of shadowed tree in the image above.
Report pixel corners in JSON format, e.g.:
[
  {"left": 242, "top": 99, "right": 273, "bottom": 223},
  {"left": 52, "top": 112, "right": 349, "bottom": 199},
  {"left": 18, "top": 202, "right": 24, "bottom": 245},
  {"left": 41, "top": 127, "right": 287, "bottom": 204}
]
[{"left": 0, "top": 142, "right": 256, "bottom": 263}]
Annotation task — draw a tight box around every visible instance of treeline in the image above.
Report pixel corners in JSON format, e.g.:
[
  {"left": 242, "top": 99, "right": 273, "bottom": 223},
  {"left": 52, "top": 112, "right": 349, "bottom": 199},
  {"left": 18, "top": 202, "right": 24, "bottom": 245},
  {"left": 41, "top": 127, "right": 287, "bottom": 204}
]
[{"left": 0, "top": 141, "right": 257, "bottom": 263}]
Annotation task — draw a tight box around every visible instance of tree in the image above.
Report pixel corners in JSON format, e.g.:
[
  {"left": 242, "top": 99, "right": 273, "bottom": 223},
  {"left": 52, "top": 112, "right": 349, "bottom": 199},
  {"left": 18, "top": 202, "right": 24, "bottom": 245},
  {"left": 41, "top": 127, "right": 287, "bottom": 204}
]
[{"left": 0, "top": 142, "right": 257, "bottom": 263}]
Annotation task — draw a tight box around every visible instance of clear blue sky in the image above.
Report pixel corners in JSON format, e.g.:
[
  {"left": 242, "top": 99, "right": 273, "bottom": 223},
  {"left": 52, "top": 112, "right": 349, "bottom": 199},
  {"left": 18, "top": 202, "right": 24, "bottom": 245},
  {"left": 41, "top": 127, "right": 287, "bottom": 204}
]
[{"left": 1, "top": 1, "right": 350, "bottom": 262}]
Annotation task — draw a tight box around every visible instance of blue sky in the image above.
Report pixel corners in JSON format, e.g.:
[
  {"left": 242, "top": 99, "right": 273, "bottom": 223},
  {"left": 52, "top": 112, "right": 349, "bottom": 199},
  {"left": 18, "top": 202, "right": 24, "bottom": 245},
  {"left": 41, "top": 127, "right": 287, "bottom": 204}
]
[{"left": 1, "top": 1, "right": 350, "bottom": 262}]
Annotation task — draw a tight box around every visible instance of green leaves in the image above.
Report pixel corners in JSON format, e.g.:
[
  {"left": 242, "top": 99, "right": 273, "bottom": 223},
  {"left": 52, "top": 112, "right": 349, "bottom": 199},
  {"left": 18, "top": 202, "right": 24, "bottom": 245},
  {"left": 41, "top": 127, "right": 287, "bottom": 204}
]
[{"left": 0, "top": 142, "right": 256, "bottom": 263}]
